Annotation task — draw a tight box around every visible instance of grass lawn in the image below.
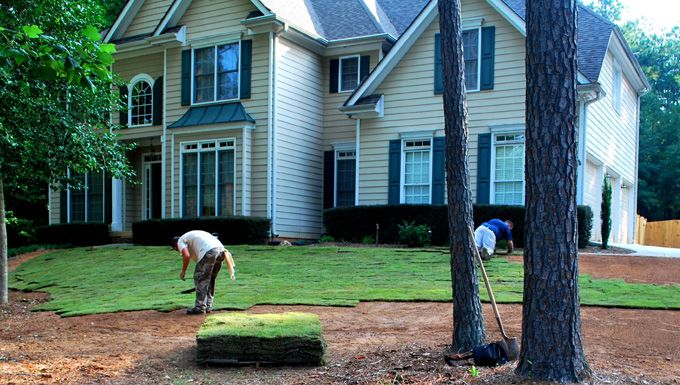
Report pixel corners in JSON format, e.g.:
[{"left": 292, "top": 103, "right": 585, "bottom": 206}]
[{"left": 9, "top": 245, "right": 680, "bottom": 316}]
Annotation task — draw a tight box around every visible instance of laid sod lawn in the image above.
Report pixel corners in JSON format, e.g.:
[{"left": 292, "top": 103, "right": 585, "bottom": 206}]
[{"left": 9, "top": 245, "right": 680, "bottom": 316}]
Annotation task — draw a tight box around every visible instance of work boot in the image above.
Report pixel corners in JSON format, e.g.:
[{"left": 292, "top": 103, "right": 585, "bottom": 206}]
[
  {"left": 480, "top": 248, "right": 492, "bottom": 261},
  {"left": 186, "top": 307, "right": 206, "bottom": 315}
]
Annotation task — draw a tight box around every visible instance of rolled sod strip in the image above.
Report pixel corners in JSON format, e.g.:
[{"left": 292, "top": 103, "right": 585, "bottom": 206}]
[{"left": 196, "top": 312, "right": 327, "bottom": 365}]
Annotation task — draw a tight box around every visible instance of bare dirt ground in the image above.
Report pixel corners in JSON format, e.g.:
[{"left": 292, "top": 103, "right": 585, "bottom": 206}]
[{"left": 1, "top": 249, "right": 679, "bottom": 385}]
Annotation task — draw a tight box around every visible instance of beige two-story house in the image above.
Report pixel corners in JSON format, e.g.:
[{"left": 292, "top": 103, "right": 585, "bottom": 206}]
[{"left": 49, "top": 0, "right": 648, "bottom": 244}]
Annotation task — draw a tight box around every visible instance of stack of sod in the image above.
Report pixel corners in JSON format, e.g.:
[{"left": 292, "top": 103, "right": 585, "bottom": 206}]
[{"left": 196, "top": 312, "right": 326, "bottom": 365}]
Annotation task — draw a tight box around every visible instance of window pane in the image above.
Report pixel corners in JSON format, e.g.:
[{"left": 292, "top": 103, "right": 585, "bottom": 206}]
[
  {"left": 463, "top": 30, "right": 479, "bottom": 90},
  {"left": 218, "top": 150, "right": 235, "bottom": 216},
  {"left": 200, "top": 152, "right": 216, "bottom": 216},
  {"left": 70, "top": 174, "right": 86, "bottom": 222},
  {"left": 183, "top": 153, "right": 198, "bottom": 217},
  {"left": 404, "top": 147, "right": 430, "bottom": 203},
  {"left": 130, "top": 81, "right": 152, "bottom": 126},
  {"left": 340, "top": 57, "right": 359, "bottom": 91},
  {"left": 194, "top": 47, "right": 215, "bottom": 103},
  {"left": 336, "top": 158, "right": 355, "bottom": 207},
  {"left": 87, "top": 172, "right": 104, "bottom": 222},
  {"left": 494, "top": 142, "right": 524, "bottom": 205},
  {"left": 218, "top": 43, "right": 239, "bottom": 100}
]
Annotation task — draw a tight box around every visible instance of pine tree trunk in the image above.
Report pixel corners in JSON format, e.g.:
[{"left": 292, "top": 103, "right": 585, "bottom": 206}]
[
  {"left": 438, "top": 0, "right": 486, "bottom": 352},
  {"left": 517, "top": 1, "right": 589, "bottom": 382},
  {"left": 0, "top": 177, "right": 8, "bottom": 304}
]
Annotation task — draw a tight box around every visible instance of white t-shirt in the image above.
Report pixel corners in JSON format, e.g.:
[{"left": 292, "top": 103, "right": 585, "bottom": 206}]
[{"left": 177, "top": 230, "right": 223, "bottom": 262}]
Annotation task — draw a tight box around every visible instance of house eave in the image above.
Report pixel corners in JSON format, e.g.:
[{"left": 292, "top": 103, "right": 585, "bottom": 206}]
[
  {"left": 339, "top": 95, "right": 384, "bottom": 119},
  {"left": 114, "top": 26, "right": 186, "bottom": 59},
  {"left": 241, "top": 14, "right": 286, "bottom": 35}
]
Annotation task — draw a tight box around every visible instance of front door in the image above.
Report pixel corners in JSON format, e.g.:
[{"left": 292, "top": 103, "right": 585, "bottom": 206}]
[{"left": 143, "top": 154, "right": 162, "bottom": 220}]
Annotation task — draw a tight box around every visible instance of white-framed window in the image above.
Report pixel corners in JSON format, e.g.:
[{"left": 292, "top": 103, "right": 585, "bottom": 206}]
[
  {"left": 335, "top": 148, "right": 356, "bottom": 207},
  {"left": 129, "top": 74, "right": 153, "bottom": 126},
  {"left": 64, "top": 170, "right": 106, "bottom": 223},
  {"left": 193, "top": 42, "right": 240, "bottom": 104},
  {"left": 613, "top": 63, "right": 622, "bottom": 113},
  {"left": 491, "top": 132, "right": 524, "bottom": 205},
  {"left": 181, "top": 139, "right": 236, "bottom": 217},
  {"left": 402, "top": 139, "right": 432, "bottom": 204},
  {"left": 339, "top": 55, "right": 360, "bottom": 92},
  {"left": 463, "top": 28, "right": 481, "bottom": 91}
]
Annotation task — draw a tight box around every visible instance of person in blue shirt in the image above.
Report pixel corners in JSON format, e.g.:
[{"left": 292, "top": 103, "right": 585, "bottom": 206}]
[{"left": 474, "top": 219, "right": 514, "bottom": 260}]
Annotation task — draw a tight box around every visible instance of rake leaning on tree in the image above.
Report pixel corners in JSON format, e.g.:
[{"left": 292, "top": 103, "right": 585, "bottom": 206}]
[{"left": 172, "top": 230, "right": 236, "bottom": 315}]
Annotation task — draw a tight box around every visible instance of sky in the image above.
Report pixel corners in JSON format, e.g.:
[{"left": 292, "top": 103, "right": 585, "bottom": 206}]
[{"left": 582, "top": 0, "right": 680, "bottom": 33}]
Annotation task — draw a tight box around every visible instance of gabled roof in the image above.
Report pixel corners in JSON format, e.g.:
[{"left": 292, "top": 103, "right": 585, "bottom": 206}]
[{"left": 346, "top": 0, "right": 649, "bottom": 106}]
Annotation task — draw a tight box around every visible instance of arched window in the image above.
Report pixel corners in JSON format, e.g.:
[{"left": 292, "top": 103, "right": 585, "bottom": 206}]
[{"left": 129, "top": 75, "right": 153, "bottom": 126}]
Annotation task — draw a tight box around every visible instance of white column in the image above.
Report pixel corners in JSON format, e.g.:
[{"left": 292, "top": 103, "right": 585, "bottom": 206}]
[
  {"left": 355, "top": 119, "right": 361, "bottom": 206},
  {"left": 576, "top": 101, "right": 587, "bottom": 205},
  {"left": 111, "top": 178, "right": 124, "bottom": 232},
  {"left": 611, "top": 176, "right": 622, "bottom": 244},
  {"left": 628, "top": 184, "right": 636, "bottom": 243}
]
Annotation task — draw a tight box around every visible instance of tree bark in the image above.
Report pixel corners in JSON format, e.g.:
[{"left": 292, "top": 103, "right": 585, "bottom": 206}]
[
  {"left": 439, "top": 0, "right": 486, "bottom": 352},
  {"left": 517, "top": 0, "right": 589, "bottom": 382},
  {"left": 1, "top": 177, "right": 8, "bottom": 304}
]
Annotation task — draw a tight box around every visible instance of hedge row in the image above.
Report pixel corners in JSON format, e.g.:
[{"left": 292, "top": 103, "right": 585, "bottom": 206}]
[
  {"left": 132, "top": 217, "right": 271, "bottom": 246},
  {"left": 35, "top": 223, "right": 111, "bottom": 246},
  {"left": 323, "top": 204, "right": 593, "bottom": 249}
]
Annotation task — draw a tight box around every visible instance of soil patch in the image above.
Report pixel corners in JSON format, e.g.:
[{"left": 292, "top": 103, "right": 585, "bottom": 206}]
[{"left": 1, "top": 250, "right": 679, "bottom": 384}]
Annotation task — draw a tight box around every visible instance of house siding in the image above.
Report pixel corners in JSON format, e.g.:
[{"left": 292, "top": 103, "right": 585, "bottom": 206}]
[
  {"left": 178, "top": 0, "right": 255, "bottom": 42},
  {"left": 274, "top": 37, "right": 325, "bottom": 238},
  {"left": 359, "top": 0, "right": 526, "bottom": 205},
  {"left": 123, "top": 0, "right": 174, "bottom": 39},
  {"left": 586, "top": 51, "right": 638, "bottom": 183}
]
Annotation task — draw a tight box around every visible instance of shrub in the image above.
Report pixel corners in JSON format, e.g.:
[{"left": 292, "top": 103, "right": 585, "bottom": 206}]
[
  {"left": 35, "top": 223, "right": 110, "bottom": 246},
  {"left": 601, "top": 176, "right": 612, "bottom": 249},
  {"left": 361, "top": 235, "right": 375, "bottom": 245},
  {"left": 6, "top": 211, "right": 36, "bottom": 247},
  {"left": 324, "top": 204, "right": 594, "bottom": 248},
  {"left": 319, "top": 234, "right": 335, "bottom": 243},
  {"left": 132, "top": 217, "right": 271, "bottom": 246},
  {"left": 398, "top": 221, "right": 431, "bottom": 247}
]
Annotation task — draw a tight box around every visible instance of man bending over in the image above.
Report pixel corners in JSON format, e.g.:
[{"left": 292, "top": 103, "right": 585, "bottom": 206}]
[{"left": 474, "top": 219, "right": 514, "bottom": 260}]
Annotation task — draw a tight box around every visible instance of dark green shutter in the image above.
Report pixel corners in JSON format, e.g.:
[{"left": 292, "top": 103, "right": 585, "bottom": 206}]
[
  {"left": 323, "top": 151, "right": 335, "bottom": 209},
  {"left": 388, "top": 140, "right": 401, "bottom": 204},
  {"left": 476, "top": 133, "right": 491, "bottom": 203},
  {"left": 329, "top": 59, "right": 339, "bottom": 93},
  {"left": 181, "top": 50, "right": 191, "bottom": 106},
  {"left": 105, "top": 173, "right": 112, "bottom": 224},
  {"left": 60, "top": 187, "right": 68, "bottom": 223},
  {"left": 119, "top": 85, "right": 128, "bottom": 128},
  {"left": 434, "top": 33, "right": 443, "bottom": 95},
  {"left": 480, "top": 26, "right": 495, "bottom": 91},
  {"left": 360, "top": 55, "right": 370, "bottom": 82},
  {"left": 432, "top": 137, "right": 445, "bottom": 204},
  {"left": 240, "top": 40, "right": 252, "bottom": 99},
  {"left": 152, "top": 76, "right": 163, "bottom": 126}
]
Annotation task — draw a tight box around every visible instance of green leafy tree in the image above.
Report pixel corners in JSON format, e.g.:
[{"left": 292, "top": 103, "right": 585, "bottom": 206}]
[
  {"left": 623, "top": 23, "right": 680, "bottom": 220},
  {"left": 601, "top": 176, "right": 612, "bottom": 248},
  {"left": 0, "top": 1, "right": 134, "bottom": 304},
  {"left": 585, "top": 0, "right": 624, "bottom": 22}
]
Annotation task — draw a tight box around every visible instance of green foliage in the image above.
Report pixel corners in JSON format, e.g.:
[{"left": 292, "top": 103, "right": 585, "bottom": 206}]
[
  {"left": 397, "top": 221, "right": 431, "bottom": 248},
  {"left": 577, "top": 205, "right": 594, "bottom": 248},
  {"left": 584, "top": 0, "right": 624, "bottom": 22},
  {"left": 9, "top": 246, "right": 680, "bottom": 317},
  {"left": 622, "top": 23, "right": 680, "bottom": 220},
  {"left": 132, "top": 217, "right": 271, "bottom": 246},
  {"left": 5, "top": 210, "right": 36, "bottom": 247},
  {"left": 318, "top": 235, "right": 335, "bottom": 243},
  {"left": 324, "top": 205, "right": 594, "bottom": 248},
  {"left": 601, "top": 176, "right": 612, "bottom": 249},
  {"left": 361, "top": 235, "right": 375, "bottom": 245},
  {"left": 468, "top": 365, "right": 480, "bottom": 377},
  {"left": 35, "top": 223, "right": 110, "bottom": 246}
]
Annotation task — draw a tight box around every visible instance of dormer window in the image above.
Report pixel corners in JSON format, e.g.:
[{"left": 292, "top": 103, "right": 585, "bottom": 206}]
[
  {"left": 339, "top": 55, "right": 360, "bottom": 92},
  {"left": 193, "top": 42, "right": 240, "bottom": 103}
]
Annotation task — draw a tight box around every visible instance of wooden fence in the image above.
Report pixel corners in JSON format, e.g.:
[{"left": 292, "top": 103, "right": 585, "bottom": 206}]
[{"left": 636, "top": 215, "right": 680, "bottom": 248}]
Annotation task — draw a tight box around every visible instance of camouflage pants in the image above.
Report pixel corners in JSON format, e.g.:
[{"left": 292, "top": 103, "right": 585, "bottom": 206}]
[{"left": 193, "top": 248, "right": 225, "bottom": 311}]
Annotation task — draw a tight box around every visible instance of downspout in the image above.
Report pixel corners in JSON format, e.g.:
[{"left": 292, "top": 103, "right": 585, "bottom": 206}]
[
  {"left": 355, "top": 118, "right": 361, "bottom": 205},
  {"left": 161, "top": 48, "right": 167, "bottom": 218},
  {"left": 110, "top": 63, "right": 123, "bottom": 231},
  {"left": 632, "top": 94, "right": 641, "bottom": 243},
  {"left": 267, "top": 31, "right": 278, "bottom": 237}
]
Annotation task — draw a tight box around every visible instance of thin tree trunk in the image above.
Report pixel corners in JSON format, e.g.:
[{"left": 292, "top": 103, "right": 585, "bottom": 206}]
[
  {"left": 0, "top": 177, "right": 8, "bottom": 304},
  {"left": 517, "top": 0, "right": 589, "bottom": 382},
  {"left": 439, "top": 0, "right": 486, "bottom": 352}
]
